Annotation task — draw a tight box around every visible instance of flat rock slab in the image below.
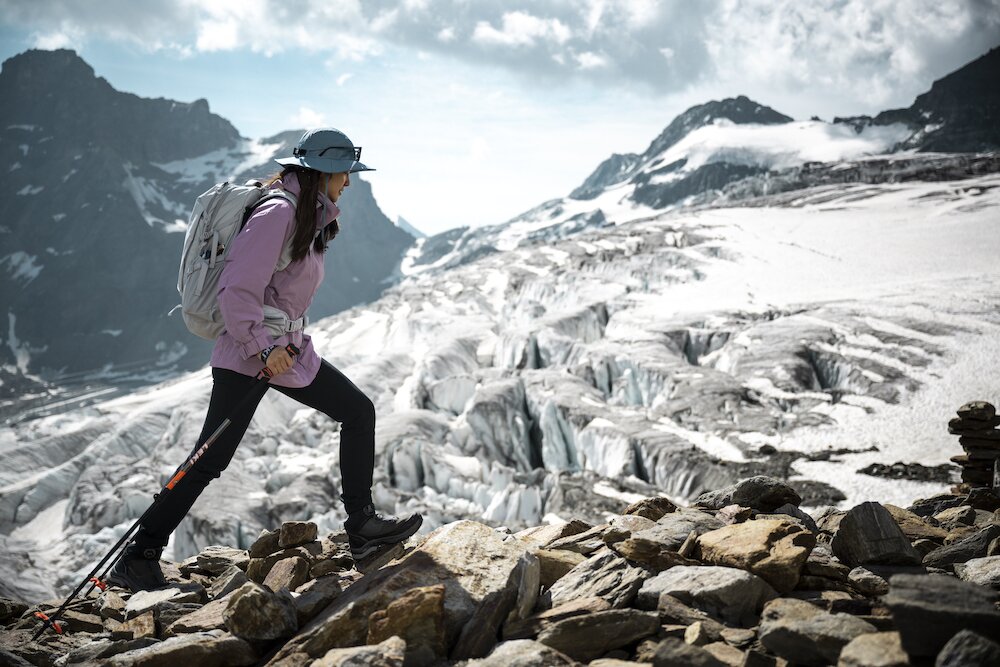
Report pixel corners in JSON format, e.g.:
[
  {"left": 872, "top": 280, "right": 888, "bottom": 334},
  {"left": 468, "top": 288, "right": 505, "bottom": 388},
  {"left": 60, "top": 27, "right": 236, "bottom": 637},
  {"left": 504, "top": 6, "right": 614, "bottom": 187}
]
[
  {"left": 883, "top": 573, "right": 1000, "bottom": 658},
  {"left": 923, "top": 524, "right": 1000, "bottom": 571},
  {"left": 883, "top": 504, "right": 949, "bottom": 542},
  {"left": 631, "top": 508, "right": 725, "bottom": 551},
  {"left": 536, "top": 609, "right": 660, "bottom": 662},
  {"left": 108, "top": 631, "right": 257, "bottom": 667},
  {"left": 696, "top": 518, "right": 815, "bottom": 593},
  {"left": 546, "top": 548, "right": 650, "bottom": 609},
  {"left": 515, "top": 519, "right": 592, "bottom": 550},
  {"left": 124, "top": 587, "right": 203, "bottom": 619},
  {"left": 196, "top": 546, "right": 250, "bottom": 575},
  {"left": 165, "top": 595, "right": 230, "bottom": 636},
  {"left": 651, "top": 638, "right": 727, "bottom": 667},
  {"left": 954, "top": 555, "right": 1000, "bottom": 589},
  {"left": 313, "top": 637, "right": 406, "bottom": 667},
  {"left": 637, "top": 565, "right": 776, "bottom": 626},
  {"left": 265, "top": 520, "right": 528, "bottom": 665},
  {"left": 504, "top": 596, "right": 612, "bottom": 640},
  {"left": 464, "top": 639, "right": 578, "bottom": 666},
  {"left": 831, "top": 502, "right": 922, "bottom": 566},
  {"left": 837, "top": 632, "right": 908, "bottom": 667},
  {"left": 758, "top": 597, "right": 876, "bottom": 667}
]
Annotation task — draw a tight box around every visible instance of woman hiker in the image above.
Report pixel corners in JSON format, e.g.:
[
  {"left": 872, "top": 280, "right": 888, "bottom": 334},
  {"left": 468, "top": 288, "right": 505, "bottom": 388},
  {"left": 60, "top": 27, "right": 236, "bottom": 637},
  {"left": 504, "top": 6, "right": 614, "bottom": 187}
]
[{"left": 108, "top": 128, "right": 423, "bottom": 592}]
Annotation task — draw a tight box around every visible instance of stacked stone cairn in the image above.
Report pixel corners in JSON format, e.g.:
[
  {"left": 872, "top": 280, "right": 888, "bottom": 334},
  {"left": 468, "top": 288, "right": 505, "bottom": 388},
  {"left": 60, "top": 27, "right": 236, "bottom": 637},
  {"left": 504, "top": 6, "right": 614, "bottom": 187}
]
[
  {"left": 949, "top": 400, "right": 1000, "bottom": 493},
  {"left": 3, "top": 476, "right": 1000, "bottom": 666}
]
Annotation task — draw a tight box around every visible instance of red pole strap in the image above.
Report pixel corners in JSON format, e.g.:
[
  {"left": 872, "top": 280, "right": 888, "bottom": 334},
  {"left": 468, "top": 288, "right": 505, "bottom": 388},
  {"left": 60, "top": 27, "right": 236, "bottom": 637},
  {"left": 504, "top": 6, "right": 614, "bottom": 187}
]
[{"left": 34, "top": 612, "right": 63, "bottom": 634}]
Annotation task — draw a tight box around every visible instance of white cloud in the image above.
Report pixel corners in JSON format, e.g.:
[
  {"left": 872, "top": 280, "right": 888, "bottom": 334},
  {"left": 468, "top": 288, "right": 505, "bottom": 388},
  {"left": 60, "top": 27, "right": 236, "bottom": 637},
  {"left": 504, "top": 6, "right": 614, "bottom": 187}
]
[
  {"left": 31, "top": 26, "right": 83, "bottom": 50},
  {"left": 574, "top": 51, "right": 607, "bottom": 69},
  {"left": 2, "top": 0, "right": 999, "bottom": 114},
  {"left": 336, "top": 73, "right": 354, "bottom": 86},
  {"left": 472, "top": 11, "right": 571, "bottom": 48},
  {"left": 292, "top": 106, "right": 329, "bottom": 130}
]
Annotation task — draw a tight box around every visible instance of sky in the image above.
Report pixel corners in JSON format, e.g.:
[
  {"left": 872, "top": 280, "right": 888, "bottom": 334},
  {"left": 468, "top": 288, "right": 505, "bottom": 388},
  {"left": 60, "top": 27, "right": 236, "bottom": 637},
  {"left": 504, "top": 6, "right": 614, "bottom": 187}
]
[{"left": 2, "top": 1, "right": 999, "bottom": 235}]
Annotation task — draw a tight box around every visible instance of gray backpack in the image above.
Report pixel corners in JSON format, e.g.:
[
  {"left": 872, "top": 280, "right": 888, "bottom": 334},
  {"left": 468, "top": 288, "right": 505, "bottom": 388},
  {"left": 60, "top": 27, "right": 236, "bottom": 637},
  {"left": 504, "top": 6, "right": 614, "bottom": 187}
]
[{"left": 177, "top": 180, "right": 305, "bottom": 340}]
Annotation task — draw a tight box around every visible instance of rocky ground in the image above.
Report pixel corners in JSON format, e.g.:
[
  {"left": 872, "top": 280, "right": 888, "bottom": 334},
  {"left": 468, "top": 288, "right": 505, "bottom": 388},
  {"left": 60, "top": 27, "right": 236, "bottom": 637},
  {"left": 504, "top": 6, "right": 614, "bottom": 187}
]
[{"left": 2, "top": 475, "right": 999, "bottom": 667}]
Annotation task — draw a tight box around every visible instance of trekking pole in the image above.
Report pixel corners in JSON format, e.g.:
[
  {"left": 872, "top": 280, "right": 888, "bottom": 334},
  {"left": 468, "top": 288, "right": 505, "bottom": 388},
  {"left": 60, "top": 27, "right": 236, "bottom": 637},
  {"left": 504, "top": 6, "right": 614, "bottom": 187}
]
[{"left": 31, "top": 344, "right": 299, "bottom": 641}]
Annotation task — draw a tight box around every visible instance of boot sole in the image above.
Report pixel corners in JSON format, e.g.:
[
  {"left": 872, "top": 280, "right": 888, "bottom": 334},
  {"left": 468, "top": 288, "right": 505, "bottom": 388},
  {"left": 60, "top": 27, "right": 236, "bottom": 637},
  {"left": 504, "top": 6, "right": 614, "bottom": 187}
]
[{"left": 350, "top": 515, "right": 423, "bottom": 561}]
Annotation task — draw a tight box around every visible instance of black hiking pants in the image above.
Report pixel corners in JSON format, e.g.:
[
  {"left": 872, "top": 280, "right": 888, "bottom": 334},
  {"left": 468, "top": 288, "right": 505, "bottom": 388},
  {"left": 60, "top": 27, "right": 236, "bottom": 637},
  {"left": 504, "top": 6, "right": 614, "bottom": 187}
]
[{"left": 134, "top": 360, "right": 376, "bottom": 550}]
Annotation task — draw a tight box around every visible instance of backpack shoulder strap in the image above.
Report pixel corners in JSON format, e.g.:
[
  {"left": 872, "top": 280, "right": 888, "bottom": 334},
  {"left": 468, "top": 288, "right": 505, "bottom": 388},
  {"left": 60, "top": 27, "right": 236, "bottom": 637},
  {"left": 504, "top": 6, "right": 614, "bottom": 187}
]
[{"left": 244, "top": 189, "right": 299, "bottom": 272}]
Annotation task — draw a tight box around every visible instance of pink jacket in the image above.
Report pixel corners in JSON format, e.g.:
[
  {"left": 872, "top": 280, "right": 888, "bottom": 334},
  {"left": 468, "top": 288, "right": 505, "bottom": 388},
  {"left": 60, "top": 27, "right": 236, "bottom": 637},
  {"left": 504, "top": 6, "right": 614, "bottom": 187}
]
[{"left": 210, "top": 172, "right": 340, "bottom": 388}]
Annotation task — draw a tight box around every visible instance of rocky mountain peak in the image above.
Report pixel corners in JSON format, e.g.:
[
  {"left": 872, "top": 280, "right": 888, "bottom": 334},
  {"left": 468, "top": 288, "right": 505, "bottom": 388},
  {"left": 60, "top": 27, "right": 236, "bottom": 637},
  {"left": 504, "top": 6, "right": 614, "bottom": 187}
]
[
  {"left": 569, "top": 96, "right": 792, "bottom": 200},
  {"left": 644, "top": 95, "right": 793, "bottom": 159},
  {"left": 0, "top": 48, "right": 240, "bottom": 163}
]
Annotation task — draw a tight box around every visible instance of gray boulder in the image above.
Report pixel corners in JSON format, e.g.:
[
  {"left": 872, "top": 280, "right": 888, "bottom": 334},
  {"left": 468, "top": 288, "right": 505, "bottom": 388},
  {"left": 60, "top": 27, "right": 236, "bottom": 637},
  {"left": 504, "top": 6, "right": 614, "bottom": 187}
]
[
  {"left": 954, "top": 555, "right": 1000, "bottom": 589},
  {"left": 935, "top": 629, "right": 1000, "bottom": 667},
  {"left": 546, "top": 548, "right": 650, "bottom": 609},
  {"left": 837, "top": 632, "right": 908, "bottom": 667},
  {"left": 108, "top": 631, "right": 256, "bottom": 667},
  {"left": 637, "top": 565, "right": 777, "bottom": 626},
  {"left": 694, "top": 476, "right": 801, "bottom": 512},
  {"left": 884, "top": 573, "right": 1000, "bottom": 657},
  {"left": 831, "top": 502, "right": 922, "bottom": 566},
  {"left": 465, "top": 639, "right": 578, "bottom": 666},
  {"left": 923, "top": 524, "right": 1000, "bottom": 571},
  {"left": 223, "top": 582, "right": 298, "bottom": 642},
  {"left": 631, "top": 507, "right": 725, "bottom": 550},
  {"left": 758, "top": 597, "right": 877, "bottom": 666},
  {"left": 313, "top": 636, "right": 406, "bottom": 667},
  {"left": 536, "top": 609, "right": 659, "bottom": 662}
]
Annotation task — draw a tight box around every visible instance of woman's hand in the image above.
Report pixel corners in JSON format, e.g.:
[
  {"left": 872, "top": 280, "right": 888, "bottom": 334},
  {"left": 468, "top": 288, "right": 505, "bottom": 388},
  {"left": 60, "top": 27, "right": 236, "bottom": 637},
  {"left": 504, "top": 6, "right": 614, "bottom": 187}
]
[{"left": 264, "top": 346, "right": 294, "bottom": 376}]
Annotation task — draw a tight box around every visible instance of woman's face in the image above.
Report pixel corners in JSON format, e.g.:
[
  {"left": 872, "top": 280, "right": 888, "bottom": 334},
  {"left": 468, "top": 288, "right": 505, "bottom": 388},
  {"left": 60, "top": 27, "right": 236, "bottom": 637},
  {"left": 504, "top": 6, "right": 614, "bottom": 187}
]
[{"left": 325, "top": 172, "right": 350, "bottom": 202}]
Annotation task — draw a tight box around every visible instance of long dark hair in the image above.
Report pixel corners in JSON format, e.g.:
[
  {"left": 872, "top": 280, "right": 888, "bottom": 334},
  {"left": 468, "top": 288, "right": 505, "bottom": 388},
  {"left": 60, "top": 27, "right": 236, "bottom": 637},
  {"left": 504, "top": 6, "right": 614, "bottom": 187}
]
[{"left": 266, "top": 167, "right": 339, "bottom": 263}]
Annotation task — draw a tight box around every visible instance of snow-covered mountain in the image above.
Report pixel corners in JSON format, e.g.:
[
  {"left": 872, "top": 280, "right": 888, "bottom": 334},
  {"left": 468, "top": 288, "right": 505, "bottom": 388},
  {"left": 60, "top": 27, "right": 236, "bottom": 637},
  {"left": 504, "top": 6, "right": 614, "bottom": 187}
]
[
  {"left": 0, "top": 49, "right": 413, "bottom": 390},
  {"left": 404, "top": 48, "right": 999, "bottom": 276}
]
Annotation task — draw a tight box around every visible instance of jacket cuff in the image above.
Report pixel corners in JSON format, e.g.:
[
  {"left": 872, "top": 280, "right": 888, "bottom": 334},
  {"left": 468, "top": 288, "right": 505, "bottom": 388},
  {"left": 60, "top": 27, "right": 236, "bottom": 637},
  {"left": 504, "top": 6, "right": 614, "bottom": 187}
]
[{"left": 240, "top": 332, "right": 275, "bottom": 361}]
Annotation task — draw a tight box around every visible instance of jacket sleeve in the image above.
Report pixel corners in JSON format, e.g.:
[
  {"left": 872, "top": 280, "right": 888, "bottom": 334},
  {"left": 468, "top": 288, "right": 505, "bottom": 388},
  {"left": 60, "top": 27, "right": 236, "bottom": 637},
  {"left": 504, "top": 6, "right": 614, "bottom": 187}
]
[{"left": 217, "top": 199, "right": 294, "bottom": 360}]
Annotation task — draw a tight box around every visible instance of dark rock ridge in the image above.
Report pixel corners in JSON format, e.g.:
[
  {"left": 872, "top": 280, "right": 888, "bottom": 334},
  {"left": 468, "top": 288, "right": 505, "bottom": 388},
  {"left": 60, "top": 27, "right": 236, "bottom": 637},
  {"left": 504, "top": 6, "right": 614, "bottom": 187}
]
[
  {"left": 0, "top": 49, "right": 413, "bottom": 386},
  {"left": 836, "top": 46, "right": 1000, "bottom": 153},
  {"left": 3, "top": 478, "right": 999, "bottom": 667}
]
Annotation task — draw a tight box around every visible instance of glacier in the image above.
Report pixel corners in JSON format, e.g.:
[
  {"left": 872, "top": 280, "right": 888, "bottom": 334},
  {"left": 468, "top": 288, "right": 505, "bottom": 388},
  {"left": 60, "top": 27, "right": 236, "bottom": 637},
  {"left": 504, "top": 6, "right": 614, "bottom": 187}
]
[{"left": 1, "top": 170, "right": 999, "bottom": 600}]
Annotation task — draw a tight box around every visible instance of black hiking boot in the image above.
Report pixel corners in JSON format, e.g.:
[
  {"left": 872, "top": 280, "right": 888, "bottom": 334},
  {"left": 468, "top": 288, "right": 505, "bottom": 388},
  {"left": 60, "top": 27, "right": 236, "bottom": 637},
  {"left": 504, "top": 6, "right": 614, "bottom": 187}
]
[
  {"left": 345, "top": 504, "right": 423, "bottom": 561},
  {"left": 106, "top": 545, "right": 169, "bottom": 592}
]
